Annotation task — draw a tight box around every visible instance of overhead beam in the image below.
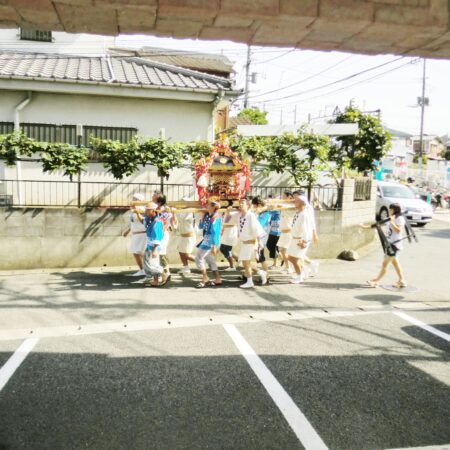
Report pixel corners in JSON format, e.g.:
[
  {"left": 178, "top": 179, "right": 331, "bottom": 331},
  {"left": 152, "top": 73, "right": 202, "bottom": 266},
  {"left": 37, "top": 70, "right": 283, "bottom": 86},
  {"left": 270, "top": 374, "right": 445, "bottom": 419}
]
[{"left": 0, "top": 1, "right": 450, "bottom": 59}]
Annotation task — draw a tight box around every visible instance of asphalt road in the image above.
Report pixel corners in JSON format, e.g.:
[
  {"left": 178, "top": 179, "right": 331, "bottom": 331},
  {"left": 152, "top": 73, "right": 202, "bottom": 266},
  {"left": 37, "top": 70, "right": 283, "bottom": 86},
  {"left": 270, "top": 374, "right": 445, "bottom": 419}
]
[{"left": 0, "top": 218, "right": 449, "bottom": 450}]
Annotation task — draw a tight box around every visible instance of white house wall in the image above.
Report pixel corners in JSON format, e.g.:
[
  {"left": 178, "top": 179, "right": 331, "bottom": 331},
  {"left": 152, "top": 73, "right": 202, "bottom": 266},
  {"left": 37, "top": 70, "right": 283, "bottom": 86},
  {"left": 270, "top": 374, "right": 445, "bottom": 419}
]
[
  {"left": 0, "top": 29, "right": 116, "bottom": 55},
  {"left": 0, "top": 89, "right": 214, "bottom": 141}
]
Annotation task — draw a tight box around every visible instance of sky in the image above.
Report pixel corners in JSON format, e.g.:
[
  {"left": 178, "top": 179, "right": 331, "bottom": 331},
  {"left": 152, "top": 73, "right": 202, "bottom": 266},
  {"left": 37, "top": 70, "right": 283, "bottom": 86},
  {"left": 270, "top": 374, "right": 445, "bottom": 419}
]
[
  {"left": 6, "top": 31, "right": 437, "bottom": 138},
  {"left": 112, "top": 34, "right": 450, "bottom": 138}
]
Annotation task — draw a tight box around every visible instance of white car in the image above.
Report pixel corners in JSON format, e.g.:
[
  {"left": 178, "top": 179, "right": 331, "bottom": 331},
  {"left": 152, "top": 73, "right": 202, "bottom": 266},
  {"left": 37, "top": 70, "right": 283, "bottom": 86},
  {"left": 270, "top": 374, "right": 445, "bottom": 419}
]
[{"left": 376, "top": 181, "right": 433, "bottom": 227}]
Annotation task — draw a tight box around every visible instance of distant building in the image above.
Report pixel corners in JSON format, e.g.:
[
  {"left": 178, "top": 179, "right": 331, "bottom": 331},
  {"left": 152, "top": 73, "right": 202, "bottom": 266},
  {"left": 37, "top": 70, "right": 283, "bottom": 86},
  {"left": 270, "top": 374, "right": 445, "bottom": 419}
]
[
  {"left": 384, "top": 127, "right": 413, "bottom": 159},
  {"left": 410, "top": 135, "right": 444, "bottom": 159}
]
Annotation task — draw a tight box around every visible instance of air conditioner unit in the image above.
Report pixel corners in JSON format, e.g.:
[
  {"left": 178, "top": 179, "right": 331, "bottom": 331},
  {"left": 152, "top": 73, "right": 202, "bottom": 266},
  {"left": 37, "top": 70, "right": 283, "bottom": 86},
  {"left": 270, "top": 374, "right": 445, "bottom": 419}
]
[{"left": 0, "top": 195, "right": 13, "bottom": 207}]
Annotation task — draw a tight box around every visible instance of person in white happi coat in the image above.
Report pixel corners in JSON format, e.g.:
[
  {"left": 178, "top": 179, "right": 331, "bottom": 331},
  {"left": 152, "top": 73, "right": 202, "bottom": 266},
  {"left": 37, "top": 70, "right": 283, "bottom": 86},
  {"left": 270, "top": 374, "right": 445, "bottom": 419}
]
[
  {"left": 292, "top": 190, "right": 320, "bottom": 277},
  {"left": 287, "top": 195, "right": 315, "bottom": 284},
  {"left": 220, "top": 208, "right": 239, "bottom": 271},
  {"left": 227, "top": 198, "right": 267, "bottom": 289},
  {"left": 122, "top": 193, "right": 147, "bottom": 277},
  {"left": 173, "top": 200, "right": 196, "bottom": 275},
  {"left": 276, "top": 191, "right": 295, "bottom": 274}
]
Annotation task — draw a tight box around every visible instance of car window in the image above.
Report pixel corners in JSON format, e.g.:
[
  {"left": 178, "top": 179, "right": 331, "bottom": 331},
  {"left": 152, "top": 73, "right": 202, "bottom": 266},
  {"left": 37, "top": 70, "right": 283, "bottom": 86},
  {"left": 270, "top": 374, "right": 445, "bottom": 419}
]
[{"left": 380, "top": 185, "right": 416, "bottom": 199}]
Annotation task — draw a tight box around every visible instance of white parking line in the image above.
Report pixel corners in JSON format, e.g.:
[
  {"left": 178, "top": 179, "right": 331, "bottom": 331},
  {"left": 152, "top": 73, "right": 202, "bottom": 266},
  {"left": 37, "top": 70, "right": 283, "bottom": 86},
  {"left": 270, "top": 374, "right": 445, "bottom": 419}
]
[
  {"left": 223, "top": 323, "right": 328, "bottom": 450},
  {"left": 0, "top": 338, "right": 39, "bottom": 392},
  {"left": 394, "top": 311, "right": 450, "bottom": 342}
]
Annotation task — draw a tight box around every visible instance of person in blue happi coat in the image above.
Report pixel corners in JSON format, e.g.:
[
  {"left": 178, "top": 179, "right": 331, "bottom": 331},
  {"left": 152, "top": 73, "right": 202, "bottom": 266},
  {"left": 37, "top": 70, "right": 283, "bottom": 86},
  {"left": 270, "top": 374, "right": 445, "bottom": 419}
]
[
  {"left": 195, "top": 200, "right": 222, "bottom": 288},
  {"left": 136, "top": 202, "right": 169, "bottom": 287}
]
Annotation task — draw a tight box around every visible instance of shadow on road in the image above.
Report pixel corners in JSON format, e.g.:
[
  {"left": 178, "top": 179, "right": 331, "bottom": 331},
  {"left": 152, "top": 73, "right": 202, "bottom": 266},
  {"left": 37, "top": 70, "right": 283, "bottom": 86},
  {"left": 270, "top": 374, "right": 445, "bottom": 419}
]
[
  {"left": 401, "top": 324, "right": 450, "bottom": 352},
  {"left": 354, "top": 293, "right": 405, "bottom": 304},
  {"left": 0, "top": 350, "right": 449, "bottom": 450}
]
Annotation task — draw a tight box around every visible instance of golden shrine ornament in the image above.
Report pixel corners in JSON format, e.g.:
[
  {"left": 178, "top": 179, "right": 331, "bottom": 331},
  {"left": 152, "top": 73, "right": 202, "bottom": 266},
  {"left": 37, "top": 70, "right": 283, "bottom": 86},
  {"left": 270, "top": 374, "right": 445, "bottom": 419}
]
[{"left": 194, "top": 139, "right": 251, "bottom": 206}]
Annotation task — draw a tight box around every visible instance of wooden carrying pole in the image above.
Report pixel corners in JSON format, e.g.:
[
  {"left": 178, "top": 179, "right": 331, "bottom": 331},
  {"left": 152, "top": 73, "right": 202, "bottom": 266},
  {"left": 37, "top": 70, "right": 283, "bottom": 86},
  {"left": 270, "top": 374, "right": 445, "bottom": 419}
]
[{"left": 130, "top": 199, "right": 296, "bottom": 213}]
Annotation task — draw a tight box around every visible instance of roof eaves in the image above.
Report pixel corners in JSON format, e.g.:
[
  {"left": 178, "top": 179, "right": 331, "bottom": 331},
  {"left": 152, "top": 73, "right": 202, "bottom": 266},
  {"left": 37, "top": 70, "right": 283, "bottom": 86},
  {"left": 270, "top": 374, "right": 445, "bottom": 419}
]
[{"left": 0, "top": 73, "right": 242, "bottom": 97}]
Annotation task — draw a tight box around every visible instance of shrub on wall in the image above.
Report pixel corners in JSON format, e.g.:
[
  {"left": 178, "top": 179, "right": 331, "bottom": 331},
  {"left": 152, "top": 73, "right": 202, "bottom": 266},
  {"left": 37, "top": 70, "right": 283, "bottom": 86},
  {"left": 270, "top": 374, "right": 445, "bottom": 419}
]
[
  {"left": 1, "top": 129, "right": 333, "bottom": 184},
  {"left": 1, "top": 131, "right": 89, "bottom": 180}
]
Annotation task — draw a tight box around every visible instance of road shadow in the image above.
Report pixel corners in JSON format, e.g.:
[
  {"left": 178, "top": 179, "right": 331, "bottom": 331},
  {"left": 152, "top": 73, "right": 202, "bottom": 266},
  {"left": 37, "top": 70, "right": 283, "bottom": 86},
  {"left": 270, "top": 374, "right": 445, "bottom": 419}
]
[
  {"left": 0, "top": 350, "right": 449, "bottom": 450},
  {"left": 354, "top": 293, "right": 405, "bottom": 304},
  {"left": 401, "top": 324, "right": 450, "bottom": 352}
]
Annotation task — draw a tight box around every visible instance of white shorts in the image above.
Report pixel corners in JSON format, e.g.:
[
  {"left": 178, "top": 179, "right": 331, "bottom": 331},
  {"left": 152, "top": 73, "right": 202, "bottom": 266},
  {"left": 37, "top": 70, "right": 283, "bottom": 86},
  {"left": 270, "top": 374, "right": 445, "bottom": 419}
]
[
  {"left": 128, "top": 234, "right": 146, "bottom": 254},
  {"left": 159, "top": 233, "right": 170, "bottom": 256},
  {"left": 277, "top": 233, "right": 292, "bottom": 249},
  {"left": 287, "top": 239, "right": 309, "bottom": 260},
  {"left": 238, "top": 243, "right": 257, "bottom": 262},
  {"left": 178, "top": 236, "right": 196, "bottom": 254}
]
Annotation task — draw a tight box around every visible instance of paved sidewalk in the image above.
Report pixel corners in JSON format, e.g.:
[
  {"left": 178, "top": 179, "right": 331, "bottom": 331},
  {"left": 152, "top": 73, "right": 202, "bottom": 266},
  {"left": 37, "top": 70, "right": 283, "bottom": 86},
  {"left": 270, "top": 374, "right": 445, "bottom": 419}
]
[
  {"left": 434, "top": 207, "right": 450, "bottom": 223},
  {"left": 0, "top": 220, "right": 449, "bottom": 334}
]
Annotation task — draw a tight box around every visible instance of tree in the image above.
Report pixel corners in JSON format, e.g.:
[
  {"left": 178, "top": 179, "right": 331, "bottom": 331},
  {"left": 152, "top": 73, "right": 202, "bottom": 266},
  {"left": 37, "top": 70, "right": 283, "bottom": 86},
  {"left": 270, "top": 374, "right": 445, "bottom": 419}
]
[
  {"left": 182, "top": 140, "right": 212, "bottom": 163},
  {"left": 413, "top": 154, "right": 428, "bottom": 165},
  {"left": 330, "top": 106, "right": 392, "bottom": 172},
  {"left": 263, "top": 131, "right": 330, "bottom": 186},
  {"left": 444, "top": 148, "right": 450, "bottom": 161},
  {"left": 237, "top": 107, "right": 269, "bottom": 125},
  {"left": 228, "top": 134, "right": 273, "bottom": 163}
]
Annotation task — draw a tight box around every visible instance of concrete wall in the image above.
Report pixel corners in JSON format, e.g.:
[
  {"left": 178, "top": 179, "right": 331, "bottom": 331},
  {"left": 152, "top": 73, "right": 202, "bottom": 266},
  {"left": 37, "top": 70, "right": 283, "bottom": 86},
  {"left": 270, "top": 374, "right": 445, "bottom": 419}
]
[
  {"left": 0, "top": 179, "right": 376, "bottom": 270},
  {"left": 308, "top": 179, "right": 376, "bottom": 258}
]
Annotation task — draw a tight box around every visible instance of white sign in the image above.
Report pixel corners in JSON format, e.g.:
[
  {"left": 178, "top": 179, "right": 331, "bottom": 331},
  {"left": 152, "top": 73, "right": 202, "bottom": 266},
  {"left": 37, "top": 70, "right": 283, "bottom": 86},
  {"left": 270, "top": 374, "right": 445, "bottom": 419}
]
[{"left": 236, "top": 123, "right": 358, "bottom": 137}]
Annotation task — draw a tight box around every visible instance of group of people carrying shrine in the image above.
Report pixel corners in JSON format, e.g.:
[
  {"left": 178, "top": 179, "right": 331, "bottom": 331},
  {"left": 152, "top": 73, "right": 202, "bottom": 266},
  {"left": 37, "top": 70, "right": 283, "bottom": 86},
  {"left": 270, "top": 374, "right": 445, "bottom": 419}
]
[{"left": 123, "top": 190, "right": 319, "bottom": 288}]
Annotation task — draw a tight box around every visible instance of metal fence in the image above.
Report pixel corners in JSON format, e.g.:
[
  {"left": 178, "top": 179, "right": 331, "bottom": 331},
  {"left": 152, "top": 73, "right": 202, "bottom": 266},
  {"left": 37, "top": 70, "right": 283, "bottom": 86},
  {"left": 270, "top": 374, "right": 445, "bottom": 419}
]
[
  {"left": 353, "top": 178, "right": 372, "bottom": 201},
  {"left": 0, "top": 179, "right": 343, "bottom": 210},
  {"left": 0, "top": 179, "right": 195, "bottom": 208},
  {"left": 250, "top": 185, "right": 342, "bottom": 210}
]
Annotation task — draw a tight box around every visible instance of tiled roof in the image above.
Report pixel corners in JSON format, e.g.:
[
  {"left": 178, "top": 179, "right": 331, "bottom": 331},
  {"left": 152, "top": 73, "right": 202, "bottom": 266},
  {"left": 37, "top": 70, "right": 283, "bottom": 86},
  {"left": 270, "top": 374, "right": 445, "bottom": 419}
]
[
  {"left": 0, "top": 51, "right": 236, "bottom": 93},
  {"left": 109, "top": 46, "right": 235, "bottom": 76}
]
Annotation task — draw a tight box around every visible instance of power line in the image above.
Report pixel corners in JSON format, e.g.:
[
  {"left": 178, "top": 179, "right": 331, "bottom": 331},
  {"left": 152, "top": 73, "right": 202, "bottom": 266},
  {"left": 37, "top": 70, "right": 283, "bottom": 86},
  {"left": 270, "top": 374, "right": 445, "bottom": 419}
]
[
  {"left": 253, "top": 48, "right": 296, "bottom": 65},
  {"left": 244, "top": 54, "right": 355, "bottom": 101},
  {"left": 246, "top": 55, "right": 404, "bottom": 102},
  {"left": 257, "top": 58, "right": 419, "bottom": 109}
]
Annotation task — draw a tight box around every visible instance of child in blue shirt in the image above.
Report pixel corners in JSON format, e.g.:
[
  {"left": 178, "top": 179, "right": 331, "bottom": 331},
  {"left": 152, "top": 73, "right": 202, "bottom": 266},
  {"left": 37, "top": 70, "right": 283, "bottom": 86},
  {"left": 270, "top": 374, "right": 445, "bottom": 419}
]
[
  {"left": 137, "top": 202, "right": 167, "bottom": 287},
  {"left": 267, "top": 209, "right": 281, "bottom": 268}
]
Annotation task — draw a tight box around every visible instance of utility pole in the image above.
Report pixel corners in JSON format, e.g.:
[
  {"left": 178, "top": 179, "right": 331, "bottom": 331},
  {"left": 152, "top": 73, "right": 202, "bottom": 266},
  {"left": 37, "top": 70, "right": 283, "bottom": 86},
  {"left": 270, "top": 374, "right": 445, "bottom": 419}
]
[
  {"left": 418, "top": 58, "right": 427, "bottom": 179},
  {"left": 243, "top": 45, "right": 251, "bottom": 108},
  {"left": 294, "top": 105, "right": 297, "bottom": 125}
]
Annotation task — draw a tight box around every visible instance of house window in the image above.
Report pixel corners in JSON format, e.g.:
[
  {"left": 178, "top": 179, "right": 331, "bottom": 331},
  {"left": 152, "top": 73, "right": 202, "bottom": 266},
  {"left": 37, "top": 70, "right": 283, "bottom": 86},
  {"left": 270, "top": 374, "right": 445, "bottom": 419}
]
[
  {"left": 20, "top": 28, "right": 52, "bottom": 42},
  {"left": 0, "top": 122, "right": 137, "bottom": 159}
]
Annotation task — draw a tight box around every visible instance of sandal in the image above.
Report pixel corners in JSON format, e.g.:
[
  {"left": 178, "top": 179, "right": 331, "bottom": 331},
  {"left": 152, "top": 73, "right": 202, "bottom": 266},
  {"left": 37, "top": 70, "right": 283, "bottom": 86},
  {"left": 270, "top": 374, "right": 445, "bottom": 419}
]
[
  {"left": 207, "top": 280, "right": 222, "bottom": 287},
  {"left": 394, "top": 281, "right": 407, "bottom": 288},
  {"left": 196, "top": 281, "right": 208, "bottom": 289},
  {"left": 159, "top": 274, "right": 172, "bottom": 287},
  {"left": 365, "top": 280, "right": 379, "bottom": 288}
]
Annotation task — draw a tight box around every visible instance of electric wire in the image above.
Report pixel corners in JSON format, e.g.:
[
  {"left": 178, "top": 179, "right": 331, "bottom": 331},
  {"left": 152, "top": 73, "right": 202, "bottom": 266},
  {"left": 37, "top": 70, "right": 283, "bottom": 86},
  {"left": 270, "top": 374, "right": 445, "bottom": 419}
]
[{"left": 245, "top": 56, "right": 404, "bottom": 102}]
